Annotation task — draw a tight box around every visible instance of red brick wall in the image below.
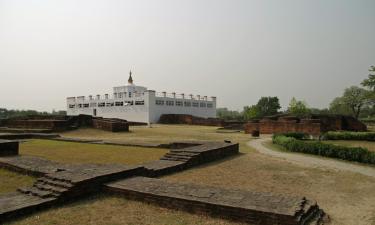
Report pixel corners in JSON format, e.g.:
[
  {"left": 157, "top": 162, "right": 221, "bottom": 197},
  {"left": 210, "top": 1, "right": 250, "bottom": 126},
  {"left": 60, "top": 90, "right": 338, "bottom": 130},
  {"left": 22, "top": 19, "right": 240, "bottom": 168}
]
[
  {"left": 244, "top": 115, "right": 366, "bottom": 135},
  {"left": 92, "top": 119, "right": 129, "bottom": 132},
  {"left": 244, "top": 119, "right": 322, "bottom": 135}
]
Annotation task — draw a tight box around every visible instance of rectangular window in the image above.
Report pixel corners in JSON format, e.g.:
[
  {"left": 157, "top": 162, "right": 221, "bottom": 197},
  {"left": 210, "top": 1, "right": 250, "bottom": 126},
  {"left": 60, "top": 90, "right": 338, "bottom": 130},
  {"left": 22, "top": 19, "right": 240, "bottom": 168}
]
[
  {"left": 176, "top": 101, "right": 183, "bottom": 106},
  {"left": 90, "top": 103, "right": 97, "bottom": 107},
  {"left": 83, "top": 104, "right": 89, "bottom": 108},
  {"left": 200, "top": 102, "right": 206, "bottom": 107},
  {"left": 69, "top": 104, "right": 75, "bottom": 109},
  {"left": 192, "top": 102, "right": 199, "bottom": 107},
  {"left": 106, "top": 102, "right": 114, "bottom": 107},
  {"left": 128, "top": 92, "right": 132, "bottom": 98},
  {"left": 207, "top": 103, "right": 213, "bottom": 108},
  {"left": 155, "top": 100, "right": 164, "bottom": 105},
  {"left": 98, "top": 102, "right": 105, "bottom": 107},
  {"left": 78, "top": 104, "right": 83, "bottom": 108},
  {"left": 184, "top": 101, "right": 191, "bottom": 107},
  {"left": 135, "top": 100, "right": 145, "bottom": 105},
  {"left": 166, "top": 101, "right": 174, "bottom": 106},
  {"left": 124, "top": 101, "right": 133, "bottom": 106},
  {"left": 115, "top": 101, "right": 124, "bottom": 106}
]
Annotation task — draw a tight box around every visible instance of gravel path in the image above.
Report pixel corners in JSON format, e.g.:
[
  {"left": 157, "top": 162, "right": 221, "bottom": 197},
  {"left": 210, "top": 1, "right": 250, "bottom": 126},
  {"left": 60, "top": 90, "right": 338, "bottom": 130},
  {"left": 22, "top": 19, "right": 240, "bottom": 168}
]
[{"left": 247, "top": 138, "right": 375, "bottom": 178}]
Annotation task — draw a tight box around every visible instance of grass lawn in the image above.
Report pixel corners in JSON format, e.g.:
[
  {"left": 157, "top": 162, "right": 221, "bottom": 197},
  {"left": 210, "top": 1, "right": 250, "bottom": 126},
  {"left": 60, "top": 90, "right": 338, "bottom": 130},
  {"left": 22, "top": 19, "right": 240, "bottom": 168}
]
[
  {"left": 323, "top": 140, "right": 375, "bottom": 152},
  {"left": 0, "top": 169, "right": 35, "bottom": 194},
  {"left": 7, "top": 125, "right": 375, "bottom": 225},
  {"left": 20, "top": 139, "right": 168, "bottom": 165}
]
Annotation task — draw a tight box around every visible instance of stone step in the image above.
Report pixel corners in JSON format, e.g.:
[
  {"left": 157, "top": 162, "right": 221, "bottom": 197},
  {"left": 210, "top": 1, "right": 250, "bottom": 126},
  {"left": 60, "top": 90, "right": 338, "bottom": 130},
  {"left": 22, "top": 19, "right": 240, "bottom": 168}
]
[
  {"left": 18, "top": 187, "right": 58, "bottom": 198},
  {"left": 33, "top": 183, "right": 68, "bottom": 194},
  {"left": 163, "top": 154, "right": 193, "bottom": 160},
  {"left": 160, "top": 157, "right": 189, "bottom": 162},
  {"left": 168, "top": 151, "right": 200, "bottom": 156},
  {"left": 37, "top": 177, "right": 73, "bottom": 189},
  {"left": 296, "top": 199, "right": 320, "bottom": 225},
  {"left": 44, "top": 174, "right": 73, "bottom": 184}
]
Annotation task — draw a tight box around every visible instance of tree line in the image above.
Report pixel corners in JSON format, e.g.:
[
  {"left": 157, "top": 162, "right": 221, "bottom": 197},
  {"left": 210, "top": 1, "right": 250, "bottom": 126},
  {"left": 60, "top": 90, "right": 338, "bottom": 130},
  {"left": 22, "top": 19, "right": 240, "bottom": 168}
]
[
  {"left": 218, "top": 66, "right": 375, "bottom": 121},
  {"left": 0, "top": 108, "right": 66, "bottom": 119}
]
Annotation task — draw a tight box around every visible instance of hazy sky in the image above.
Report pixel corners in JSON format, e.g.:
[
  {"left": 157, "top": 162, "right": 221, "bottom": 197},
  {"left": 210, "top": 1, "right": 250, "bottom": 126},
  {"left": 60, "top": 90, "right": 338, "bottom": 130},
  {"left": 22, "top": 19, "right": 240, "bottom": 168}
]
[{"left": 1, "top": 0, "right": 374, "bottom": 112}]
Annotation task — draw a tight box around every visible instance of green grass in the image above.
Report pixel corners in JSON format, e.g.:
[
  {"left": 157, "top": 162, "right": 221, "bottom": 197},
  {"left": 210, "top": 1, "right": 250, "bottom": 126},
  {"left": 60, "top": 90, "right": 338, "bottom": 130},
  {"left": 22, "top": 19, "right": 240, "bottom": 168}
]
[
  {"left": 0, "top": 169, "right": 35, "bottom": 194},
  {"left": 20, "top": 139, "right": 168, "bottom": 165}
]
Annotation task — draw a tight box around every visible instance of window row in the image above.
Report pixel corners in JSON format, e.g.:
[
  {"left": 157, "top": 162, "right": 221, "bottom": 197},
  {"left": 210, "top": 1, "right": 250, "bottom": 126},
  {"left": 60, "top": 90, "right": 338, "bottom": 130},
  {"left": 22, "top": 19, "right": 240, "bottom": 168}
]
[
  {"left": 70, "top": 100, "right": 144, "bottom": 109},
  {"left": 155, "top": 100, "right": 213, "bottom": 108}
]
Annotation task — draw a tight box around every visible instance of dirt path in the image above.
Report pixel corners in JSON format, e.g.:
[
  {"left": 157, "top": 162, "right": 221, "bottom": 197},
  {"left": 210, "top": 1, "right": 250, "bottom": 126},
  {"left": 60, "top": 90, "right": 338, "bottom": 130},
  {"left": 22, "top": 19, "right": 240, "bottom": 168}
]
[{"left": 247, "top": 138, "right": 375, "bottom": 178}]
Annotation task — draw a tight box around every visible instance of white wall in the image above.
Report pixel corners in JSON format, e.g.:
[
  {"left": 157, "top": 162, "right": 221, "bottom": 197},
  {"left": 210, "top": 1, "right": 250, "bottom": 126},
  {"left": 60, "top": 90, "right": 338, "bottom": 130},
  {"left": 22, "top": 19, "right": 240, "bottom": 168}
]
[{"left": 67, "top": 90, "right": 216, "bottom": 124}]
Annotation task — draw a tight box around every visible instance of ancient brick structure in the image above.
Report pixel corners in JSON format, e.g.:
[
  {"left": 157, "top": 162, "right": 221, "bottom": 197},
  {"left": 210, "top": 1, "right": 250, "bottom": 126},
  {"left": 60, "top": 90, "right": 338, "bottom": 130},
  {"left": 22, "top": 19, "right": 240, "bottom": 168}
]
[
  {"left": 0, "top": 136, "right": 327, "bottom": 224},
  {"left": 0, "top": 115, "right": 129, "bottom": 133},
  {"left": 106, "top": 177, "right": 327, "bottom": 225},
  {"left": 92, "top": 118, "right": 129, "bottom": 132},
  {"left": 0, "top": 140, "right": 19, "bottom": 156},
  {"left": 245, "top": 115, "right": 367, "bottom": 135},
  {"left": 159, "top": 114, "right": 225, "bottom": 126}
]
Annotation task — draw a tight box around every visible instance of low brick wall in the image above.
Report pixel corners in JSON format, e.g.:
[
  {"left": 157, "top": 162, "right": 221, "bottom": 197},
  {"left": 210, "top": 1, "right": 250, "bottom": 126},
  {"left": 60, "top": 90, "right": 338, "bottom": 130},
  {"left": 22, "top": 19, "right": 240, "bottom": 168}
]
[
  {"left": 159, "top": 114, "right": 225, "bottom": 126},
  {"left": 244, "top": 115, "right": 366, "bottom": 135},
  {"left": 3, "top": 120, "right": 69, "bottom": 131},
  {"left": 0, "top": 141, "right": 19, "bottom": 156},
  {"left": 244, "top": 119, "right": 322, "bottom": 135},
  {"left": 92, "top": 118, "right": 129, "bottom": 132},
  {"left": 105, "top": 177, "right": 327, "bottom": 225}
]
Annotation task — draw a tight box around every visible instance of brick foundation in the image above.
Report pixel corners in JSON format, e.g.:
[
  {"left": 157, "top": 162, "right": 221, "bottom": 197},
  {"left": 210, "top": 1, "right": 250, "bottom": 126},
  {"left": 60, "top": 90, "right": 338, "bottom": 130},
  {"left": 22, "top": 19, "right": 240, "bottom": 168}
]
[{"left": 245, "top": 115, "right": 366, "bottom": 135}]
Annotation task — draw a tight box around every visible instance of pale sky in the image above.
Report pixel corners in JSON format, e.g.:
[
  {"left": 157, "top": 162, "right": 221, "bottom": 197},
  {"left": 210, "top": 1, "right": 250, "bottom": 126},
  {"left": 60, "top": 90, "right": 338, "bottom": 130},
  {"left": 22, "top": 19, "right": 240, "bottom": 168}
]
[{"left": 0, "top": 0, "right": 374, "bottom": 112}]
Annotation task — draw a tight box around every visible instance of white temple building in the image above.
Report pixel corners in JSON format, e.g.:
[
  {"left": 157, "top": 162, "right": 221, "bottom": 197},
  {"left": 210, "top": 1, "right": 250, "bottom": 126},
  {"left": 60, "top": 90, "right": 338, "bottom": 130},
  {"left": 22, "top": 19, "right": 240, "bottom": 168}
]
[{"left": 66, "top": 72, "right": 217, "bottom": 123}]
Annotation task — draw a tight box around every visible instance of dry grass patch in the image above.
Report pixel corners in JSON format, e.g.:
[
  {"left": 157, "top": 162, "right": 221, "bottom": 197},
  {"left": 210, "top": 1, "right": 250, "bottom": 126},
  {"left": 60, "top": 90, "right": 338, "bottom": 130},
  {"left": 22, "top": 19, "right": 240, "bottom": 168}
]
[
  {"left": 164, "top": 143, "right": 375, "bottom": 225},
  {"left": 8, "top": 194, "right": 247, "bottom": 225},
  {"left": 323, "top": 140, "right": 375, "bottom": 152},
  {"left": 0, "top": 169, "right": 35, "bottom": 194},
  {"left": 60, "top": 125, "right": 251, "bottom": 146},
  {"left": 20, "top": 139, "right": 168, "bottom": 165}
]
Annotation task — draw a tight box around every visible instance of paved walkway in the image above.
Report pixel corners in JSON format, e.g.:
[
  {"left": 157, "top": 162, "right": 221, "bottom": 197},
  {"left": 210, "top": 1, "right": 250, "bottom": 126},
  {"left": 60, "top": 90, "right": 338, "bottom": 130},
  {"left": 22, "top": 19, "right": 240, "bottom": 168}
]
[{"left": 247, "top": 138, "right": 375, "bottom": 178}]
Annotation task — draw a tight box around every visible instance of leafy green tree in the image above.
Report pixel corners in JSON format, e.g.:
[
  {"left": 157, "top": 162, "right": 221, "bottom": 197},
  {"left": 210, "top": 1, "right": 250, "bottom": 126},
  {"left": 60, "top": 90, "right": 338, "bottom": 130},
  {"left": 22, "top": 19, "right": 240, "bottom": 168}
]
[
  {"left": 256, "top": 97, "right": 281, "bottom": 117},
  {"left": 216, "top": 108, "right": 243, "bottom": 121},
  {"left": 361, "top": 66, "right": 375, "bottom": 91},
  {"left": 288, "top": 97, "right": 310, "bottom": 117},
  {"left": 342, "top": 86, "right": 371, "bottom": 119},
  {"left": 243, "top": 105, "right": 261, "bottom": 120},
  {"left": 329, "top": 97, "right": 352, "bottom": 115}
]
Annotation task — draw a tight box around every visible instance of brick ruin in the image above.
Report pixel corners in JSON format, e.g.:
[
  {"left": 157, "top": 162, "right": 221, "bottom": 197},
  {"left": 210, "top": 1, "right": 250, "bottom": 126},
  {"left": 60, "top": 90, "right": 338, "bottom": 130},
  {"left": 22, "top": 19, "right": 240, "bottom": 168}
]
[
  {"left": 0, "top": 114, "right": 129, "bottom": 133},
  {"left": 0, "top": 134, "right": 328, "bottom": 224},
  {"left": 244, "top": 115, "right": 367, "bottom": 136},
  {"left": 159, "top": 114, "right": 245, "bottom": 129}
]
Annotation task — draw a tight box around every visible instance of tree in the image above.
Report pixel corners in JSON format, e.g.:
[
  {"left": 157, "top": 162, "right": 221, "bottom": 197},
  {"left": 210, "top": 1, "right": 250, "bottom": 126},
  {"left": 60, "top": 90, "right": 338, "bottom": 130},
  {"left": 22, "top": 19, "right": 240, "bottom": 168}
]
[
  {"left": 288, "top": 97, "right": 310, "bottom": 117},
  {"left": 216, "top": 108, "right": 243, "bottom": 121},
  {"left": 255, "top": 97, "right": 281, "bottom": 117},
  {"left": 329, "top": 97, "right": 352, "bottom": 115},
  {"left": 243, "top": 105, "right": 261, "bottom": 120},
  {"left": 342, "top": 86, "right": 371, "bottom": 119},
  {"left": 361, "top": 66, "right": 375, "bottom": 91}
]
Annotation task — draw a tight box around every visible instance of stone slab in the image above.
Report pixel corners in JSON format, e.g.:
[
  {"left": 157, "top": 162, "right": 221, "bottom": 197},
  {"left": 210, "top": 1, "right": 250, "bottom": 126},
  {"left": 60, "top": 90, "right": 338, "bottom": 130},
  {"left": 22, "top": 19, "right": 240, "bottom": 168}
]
[{"left": 0, "top": 192, "right": 56, "bottom": 223}]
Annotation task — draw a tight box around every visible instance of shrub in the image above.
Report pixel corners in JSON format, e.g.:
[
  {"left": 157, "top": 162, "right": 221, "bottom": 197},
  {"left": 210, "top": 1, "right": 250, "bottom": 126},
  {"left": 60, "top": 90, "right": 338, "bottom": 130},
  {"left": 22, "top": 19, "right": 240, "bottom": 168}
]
[
  {"left": 323, "top": 131, "right": 375, "bottom": 141},
  {"left": 274, "top": 132, "right": 307, "bottom": 140},
  {"left": 272, "top": 135, "right": 375, "bottom": 164}
]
